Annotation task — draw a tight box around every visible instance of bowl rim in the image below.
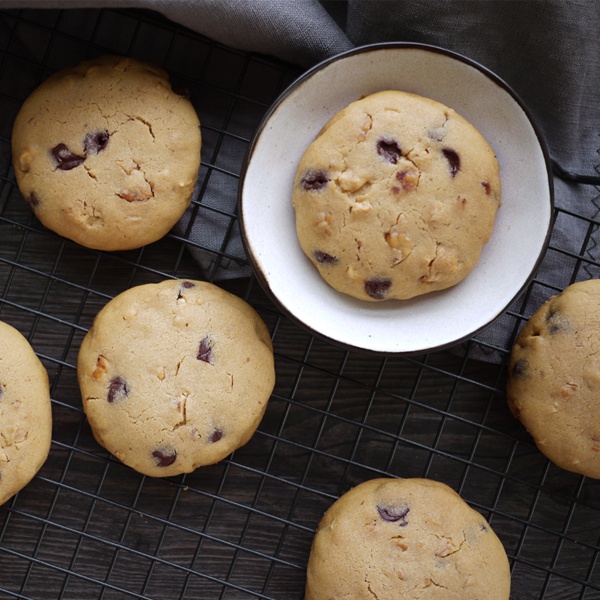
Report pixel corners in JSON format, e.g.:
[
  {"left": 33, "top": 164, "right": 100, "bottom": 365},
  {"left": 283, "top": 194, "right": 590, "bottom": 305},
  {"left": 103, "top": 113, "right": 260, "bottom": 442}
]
[{"left": 238, "top": 41, "right": 555, "bottom": 355}]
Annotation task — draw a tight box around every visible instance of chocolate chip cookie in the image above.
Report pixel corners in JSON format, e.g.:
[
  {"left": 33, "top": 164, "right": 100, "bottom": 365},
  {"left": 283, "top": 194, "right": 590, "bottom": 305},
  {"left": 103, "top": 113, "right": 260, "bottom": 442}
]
[
  {"left": 12, "top": 55, "right": 201, "bottom": 251},
  {"left": 507, "top": 279, "right": 600, "bottom": 478},
  {"left": 0, "top": 320, "right": 52, "bottom": 505},
  {"left": 77, "top": 279, "right": 275, "bottom": 477},
  {"left": 292, "top": 90, "right": 501, "bottom": 301},
  {"left": 305, "top": 477, "right": 511, "bottom": 599}
]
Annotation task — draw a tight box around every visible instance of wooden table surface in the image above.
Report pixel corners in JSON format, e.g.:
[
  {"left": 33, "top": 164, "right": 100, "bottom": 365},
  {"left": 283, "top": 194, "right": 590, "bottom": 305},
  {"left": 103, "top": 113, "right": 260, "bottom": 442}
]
[{"left": 0, "top": 8, "right": 598, "bottom": 600}]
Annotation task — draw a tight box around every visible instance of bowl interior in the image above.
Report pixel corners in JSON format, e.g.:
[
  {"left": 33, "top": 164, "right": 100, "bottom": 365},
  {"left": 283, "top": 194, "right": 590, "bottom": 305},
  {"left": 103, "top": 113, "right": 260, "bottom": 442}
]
[{"left": 240, "top": 44, "right": 552, "bottom": 354}]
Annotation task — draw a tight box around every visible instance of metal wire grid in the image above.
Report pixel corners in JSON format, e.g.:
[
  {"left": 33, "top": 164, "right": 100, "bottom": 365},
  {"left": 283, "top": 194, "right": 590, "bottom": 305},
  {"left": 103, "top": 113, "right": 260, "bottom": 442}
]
[{"left": 0, "top": 7, "right": 599, "bottom": 600}]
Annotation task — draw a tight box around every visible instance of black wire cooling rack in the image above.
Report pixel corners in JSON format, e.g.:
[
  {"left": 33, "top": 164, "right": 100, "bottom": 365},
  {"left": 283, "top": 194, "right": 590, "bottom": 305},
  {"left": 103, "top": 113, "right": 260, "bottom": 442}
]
[{"left": 0, "top": 7, "right": 599, "bottom": 600}]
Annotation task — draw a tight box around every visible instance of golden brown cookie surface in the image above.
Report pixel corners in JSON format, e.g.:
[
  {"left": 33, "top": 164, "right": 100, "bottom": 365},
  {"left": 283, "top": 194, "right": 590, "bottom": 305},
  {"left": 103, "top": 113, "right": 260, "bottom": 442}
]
[
  {"left": 292, "top": 90, "right": 501, "bottom": 301},
  {"left": 0, "top": 320, "right": 52, "bottom": 505},
  {"left": 305, "top": 478, "right": 510, "bottom": 599},
  {"left": 507, "top": 279, "right": 600, "bottom": 477},
  {"left": 12, "top": 55, "right": 201, "bottom": 251},
  {"left": 78, "top": 279, "right": 275, "bottom": 478}
]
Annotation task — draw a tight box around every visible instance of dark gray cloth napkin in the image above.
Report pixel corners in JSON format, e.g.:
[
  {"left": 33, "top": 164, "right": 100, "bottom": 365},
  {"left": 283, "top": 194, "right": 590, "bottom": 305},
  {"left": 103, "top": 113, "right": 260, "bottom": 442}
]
[{"left": 4, "top": 0, "right": 600, "bottom": 358}]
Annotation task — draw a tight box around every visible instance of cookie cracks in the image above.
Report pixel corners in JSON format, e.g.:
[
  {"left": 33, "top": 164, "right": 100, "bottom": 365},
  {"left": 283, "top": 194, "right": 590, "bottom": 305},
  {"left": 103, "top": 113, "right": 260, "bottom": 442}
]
[
  {"left": 433, "top": 532, "right": 466, "bottom": 559},
  {"left": 332, "top": 111, "right": 373, "bottom": 192},
  {"left": 129, "top": 115, "right": 156, "bottom": 143},
  {"left": 0, "top": 426, "right": 29, "bottom": 451},
  {"left": 115, "top": 162, "right": 155, "bottom": 202},
  {"left": 426, "top": 111, "right": 451, "bottom": 143},
  {"left": 75, "top": 197, "right": 103, "bottom": 227},
  {"left": 385, "top": 213, "right": 413, "bottom": 266},
  {"left": 357, "top": 111, "right": 374, "bottom": 144},
  {"left": 172, "top": 391, "right": 188, "bottom": 429},
  {"left": 84, "top": 165, "right": 97, "bottom": 181},
  {"left": 420, "top": 241, "right": 459, "bottom": 283},
  {"left": 425, "top": 577, "right": 449, "bottom": 590},
  {"left": 364, "top": 577, "right": 379, "bottom": 600}
]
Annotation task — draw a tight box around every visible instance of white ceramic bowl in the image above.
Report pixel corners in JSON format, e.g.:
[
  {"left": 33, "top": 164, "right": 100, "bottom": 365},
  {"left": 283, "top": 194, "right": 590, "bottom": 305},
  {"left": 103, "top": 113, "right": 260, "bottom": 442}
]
[{"left": 239, "top": 43, "right": 553, "bottom": 354}]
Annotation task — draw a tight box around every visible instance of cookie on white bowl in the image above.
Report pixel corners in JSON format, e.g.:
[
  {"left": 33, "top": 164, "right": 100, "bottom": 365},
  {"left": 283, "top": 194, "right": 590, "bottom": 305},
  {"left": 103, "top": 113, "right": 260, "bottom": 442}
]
[
  {"left": 292, "top": 89, "right": 501, "bottom": 302},
  {"left": 240, "top": 42, "right": 553, "bottom": 354}
]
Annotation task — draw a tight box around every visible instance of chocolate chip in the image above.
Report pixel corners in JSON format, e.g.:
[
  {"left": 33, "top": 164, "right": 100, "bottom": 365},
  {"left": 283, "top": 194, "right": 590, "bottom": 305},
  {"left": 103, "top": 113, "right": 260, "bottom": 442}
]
[
  {"left": 197, "top": 337, "right": 213, "bottom": 363},
  {"left": 377, "top": 504, "right": 410, "bottom": 526},
  {"left": 301, "top": 170, "right": 330, "bottom": 191},
  {"left": 107, "top": 376, "right": 129, "bottom": 403},
  {"left": 547, "top": 319, "right": 561, "bottom": 335},
  {"left": 377, "top": 138, "right": 402, "bottom": 164},
  {"left": 210, "top": 429, "right": 224, "bottom": 443},
  {"left": 51, "top": 143, "right": 85, "bottom": 170},
  {"left": 177, "top": 280, "right": 196, "bottom": 300},
  {"left": 171, "top": 84, "right": 190, "bottom": 99},
  {"left": 83, "top": 130, "right": 109, "bottom": 155},
  {"left": 545, "top": 307, "right": 566, "bottom": 334},
  {"left": 365, "top": 277, "right": 392, "bottom": 300},
  {"left": 442, "top": 148, "right": 460, "bottom": 177},
  {"left": 395, "top": 169, "right": 418, "bottom": 191},
  {"left": 481, "top": 181, "right": 492, "bottom": 195},
  {"left": 152, "top": 447, "right": 177, "bottom": 467},
  {"left": 313, "top": 250, "right": 338, "bottom": 265},
  {"left": 511, "top": 359, "right": 528, "bottom": 378},
  {"left": 27, "top": 192, "right": 40, "bottom": 208}
]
